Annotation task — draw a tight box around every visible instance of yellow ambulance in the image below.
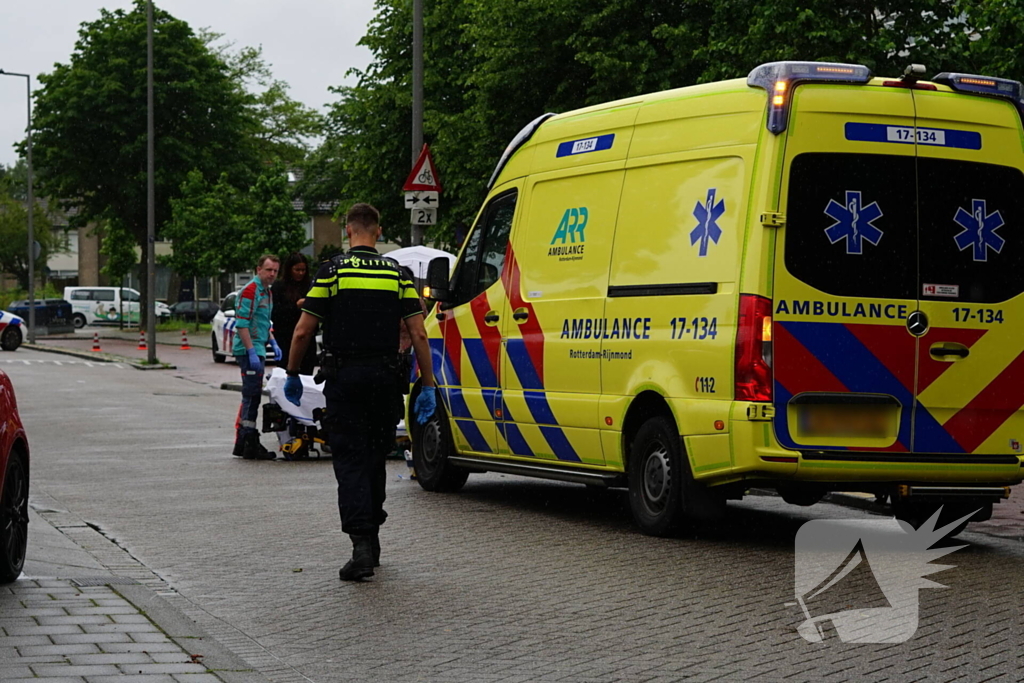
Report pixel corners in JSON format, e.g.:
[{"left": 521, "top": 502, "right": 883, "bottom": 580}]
[{"left": 411, "top": 61, "right": 1024, "bottom": 536}]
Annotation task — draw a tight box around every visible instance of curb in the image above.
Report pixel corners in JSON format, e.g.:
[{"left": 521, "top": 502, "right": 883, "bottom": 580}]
[
  {"left": 25, "top": 496, "right": 272, "bottom": 683},
  {"left": 23, "top": 342, "right": 178, "bottom": 370},
  {"left": 115, "top": 584, "right": 273, "bottom": 683},
  {"left": 220, "top": 381, "right": 271, "bottom": 397}
]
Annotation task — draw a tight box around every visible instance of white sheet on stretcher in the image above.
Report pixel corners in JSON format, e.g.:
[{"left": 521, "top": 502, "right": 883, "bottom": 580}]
[{"left": 264, "top": 367, "right": 408, "bottom": 436}]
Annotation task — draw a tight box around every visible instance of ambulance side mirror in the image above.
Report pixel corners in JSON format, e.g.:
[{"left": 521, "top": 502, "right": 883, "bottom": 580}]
[{"left": 423, "top": 257, "right": 451, "bottom": 302}]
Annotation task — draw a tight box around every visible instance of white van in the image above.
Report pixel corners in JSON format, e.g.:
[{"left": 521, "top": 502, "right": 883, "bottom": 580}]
[{"left": 63, "top": 287, "right": 170, "bottom": 328}]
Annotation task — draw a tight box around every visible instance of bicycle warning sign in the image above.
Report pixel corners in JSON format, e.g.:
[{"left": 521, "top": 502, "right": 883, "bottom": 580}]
[{"left": 403, "top": 144, "right": 443, "bottom": 192}]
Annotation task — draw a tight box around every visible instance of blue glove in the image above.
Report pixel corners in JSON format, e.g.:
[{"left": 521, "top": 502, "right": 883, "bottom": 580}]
[
  {"left": 413, "top": 386, "right": 437, "bottom": 425},
  {"left": 246, "top": 347, "right": 264, "bottom": 374},
  {"left": 284, "top": 375, "right": 303, "bottom": 406},
  {"left": 269, "top": 339, "right": 282, "bottom": 361}
]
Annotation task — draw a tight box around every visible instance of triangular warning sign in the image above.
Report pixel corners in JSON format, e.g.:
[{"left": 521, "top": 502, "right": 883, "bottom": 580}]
[{"left": 403, "top": 144, "right": 442, "bottom": 192}]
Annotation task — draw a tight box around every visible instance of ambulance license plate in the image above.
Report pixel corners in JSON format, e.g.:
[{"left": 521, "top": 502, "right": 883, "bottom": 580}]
[{"left": 798, "top": 405, "right": 890, "bottom": 438}]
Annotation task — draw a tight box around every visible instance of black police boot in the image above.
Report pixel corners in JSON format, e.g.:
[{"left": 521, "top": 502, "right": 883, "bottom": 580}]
[
  {"left": 232, "top": 439, "right": 244, "bottom": 457},
  {"left": 339, "top": 535, "right": 375, "bottom": 581},
  {"left": 241, "top": 433, "right": 275, "bottom": 461},
  {"left": 371, "top": 533, "right": 381, "bottom": 568}
]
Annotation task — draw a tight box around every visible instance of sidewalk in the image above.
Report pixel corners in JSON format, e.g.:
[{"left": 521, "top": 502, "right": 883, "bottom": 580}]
[{"left": 0, "top": 498, "right": 267, "bottom": 682}]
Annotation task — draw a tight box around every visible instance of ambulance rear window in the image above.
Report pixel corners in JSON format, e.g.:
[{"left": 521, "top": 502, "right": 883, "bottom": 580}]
[
  {"left": 785, "top": 153, "right": 917, "bottom": 300},
  {"left": 918, "top": 158, "right": 1024, "bottom": 304}
]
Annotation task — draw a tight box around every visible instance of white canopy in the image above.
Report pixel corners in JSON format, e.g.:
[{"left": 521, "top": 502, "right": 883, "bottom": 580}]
[{"left": 387, "top": 245, "right": 455, "bottom": 280}]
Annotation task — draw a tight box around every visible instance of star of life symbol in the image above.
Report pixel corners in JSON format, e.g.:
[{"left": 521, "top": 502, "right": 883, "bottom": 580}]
[
  {"left": 690, "top": 188, "right": 724, "bottom": 257},
  {"left": 954, "top": 199, "right": 1005, "bottom": 262},
  {"left": 789, "top": 508, "right": 974, "bottom": 644},
  {"left": 824, "top": 191, "right": 884, "bottom": 255}
]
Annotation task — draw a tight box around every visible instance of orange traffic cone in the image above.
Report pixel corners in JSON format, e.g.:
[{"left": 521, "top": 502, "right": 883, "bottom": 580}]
[
  {"left": 180, "top": 329, "right": 191, "bottom": 350},
  {"left": 91, "top": 332, "right": 101, "bottom": 352},
  {"left": 137, "top": 330, "right": 147, "bottom": 351}
]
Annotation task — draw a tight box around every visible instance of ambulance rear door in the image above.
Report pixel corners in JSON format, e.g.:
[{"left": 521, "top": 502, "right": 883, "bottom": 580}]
[
  {"left": 910, "top": 89, "right": 1024, "bottom": 456},
  {"left": 773, "top": 84, "right": 920, "bottom": 454}
]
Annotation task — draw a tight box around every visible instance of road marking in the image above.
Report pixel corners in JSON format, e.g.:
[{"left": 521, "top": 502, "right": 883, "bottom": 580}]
[{"left": 0, "top": 358, "right": 128, "bottom": 368}]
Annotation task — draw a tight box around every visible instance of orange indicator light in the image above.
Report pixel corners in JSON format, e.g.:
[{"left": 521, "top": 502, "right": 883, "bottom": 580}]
[
  {"left": 772, "top": 95, "right": 785, "bottom": 106},
  {"left": 605, "top": 416, "right": 614, "bottom": 426},
  {"left": 714, "top": 420, "right": 725, "bottom": 431}
]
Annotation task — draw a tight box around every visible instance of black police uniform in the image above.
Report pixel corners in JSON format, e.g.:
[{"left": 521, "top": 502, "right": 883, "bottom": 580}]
[{"left": 302, "top": 246, "right": 423, "bottom": 543}]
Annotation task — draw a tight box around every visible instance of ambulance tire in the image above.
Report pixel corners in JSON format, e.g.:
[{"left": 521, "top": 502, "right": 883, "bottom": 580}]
[
  {"left": 628, "top": 416, "right": 690, "bottom": 537},
  {"left": 412, "top": 402, "right": 469, "bottom": 493}
]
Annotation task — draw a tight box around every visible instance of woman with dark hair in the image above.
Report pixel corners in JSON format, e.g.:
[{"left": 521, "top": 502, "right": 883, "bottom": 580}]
[{"left": 272, "top": 252, "right": 317, "bottom": 375}]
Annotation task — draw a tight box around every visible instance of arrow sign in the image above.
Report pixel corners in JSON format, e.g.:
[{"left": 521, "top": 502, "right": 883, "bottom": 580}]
[
  {"left": 405, "top": 191, "right": 439, "bottom": 209},
  {"left": 403, "top": 144, "right": 443, "bottom": 192}
]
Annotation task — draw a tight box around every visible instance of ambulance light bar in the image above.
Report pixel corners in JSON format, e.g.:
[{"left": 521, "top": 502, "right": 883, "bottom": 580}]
[
  {"left": 747, "top": 61, "right": 873, "bottom": 134},
  {"left": 932, "top": 72, "right": 1024, "bottom": 108}
]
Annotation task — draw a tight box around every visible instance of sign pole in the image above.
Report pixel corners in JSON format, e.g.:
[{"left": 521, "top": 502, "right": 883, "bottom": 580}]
[{"left": 411, "top": 0, "right": 424, "bottom": 246}]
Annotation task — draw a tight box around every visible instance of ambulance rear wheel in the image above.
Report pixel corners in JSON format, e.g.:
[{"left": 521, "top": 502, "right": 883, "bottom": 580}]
[
  {"left": 412, "top": 401, "right": 469, "bottom": 493},
  {"left": 628, "top": 416, "right": 687, "bottom": 536}
]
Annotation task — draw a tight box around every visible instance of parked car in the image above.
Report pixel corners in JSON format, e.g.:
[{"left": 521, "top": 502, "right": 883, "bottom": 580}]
[
  {"left": 0, "top": 311, "right": 24, "bottom": 352},
  {"left": 0, "top": 368, "right": 29, "bottom": 582},
  {"left": 7, "top": 298, "right": 75, "bottom": 335},
  {"left": 211, "top": 290, "right": 274, "bottom": 363},
  {"left": 169, "top": 300, "right": 220, "bottom": 324},
  {"left": 63, "top": 287, "right": 171, "bottom": 328}
]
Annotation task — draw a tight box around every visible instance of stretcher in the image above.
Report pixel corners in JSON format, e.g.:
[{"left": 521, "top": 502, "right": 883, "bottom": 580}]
[{"left": 262, "top": 367, "right": 409, "bottom": 460}]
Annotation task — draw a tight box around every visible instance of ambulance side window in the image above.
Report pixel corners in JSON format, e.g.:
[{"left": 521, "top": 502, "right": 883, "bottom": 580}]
[{"left": 447, "top": 190, "right": 517, "bottom": 307}]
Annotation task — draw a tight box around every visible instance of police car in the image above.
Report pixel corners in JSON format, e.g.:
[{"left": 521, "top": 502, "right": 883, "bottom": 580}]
[
  {"left": 0, "top": 311, "right": 24, "bottom": 352},
  {"left": 413, "top": 61, "right": 1024, "bottom": 536}
]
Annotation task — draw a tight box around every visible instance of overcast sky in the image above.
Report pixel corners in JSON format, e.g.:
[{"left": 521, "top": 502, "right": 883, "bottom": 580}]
[{"left": 0, "top": 0, "right": 377, "bottom": 168}]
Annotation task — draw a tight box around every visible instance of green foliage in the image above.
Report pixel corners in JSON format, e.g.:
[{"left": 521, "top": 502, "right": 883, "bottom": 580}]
[
  {"left": 0, "top": 188, "right": 57, "bottom": 291},
  {"left": 317, "top": 243, "right": 344, "bottom": 263},
  {"left": 0, "top": 283, "right": 64, "bottom": 312},
  {"left": 207, "top": 38, "right": 326, "bottom": 165},
  {"left": 31, "top": 1, "right": 260, "bottom": 320},
  {"left": 163, "top": 166, "right": 308, "bottom": 278},
  {"left": 162, "top": 170, "right": 249, "bottom": 277},
  {"left": 306, "top": 0, "right": 1014, "bottom": 252},
  {"left": 99, "top": 221, "right": 139, "bottom": 286},
  {"left": 240, "top": 165, "right": 310, "bottom": 266}
]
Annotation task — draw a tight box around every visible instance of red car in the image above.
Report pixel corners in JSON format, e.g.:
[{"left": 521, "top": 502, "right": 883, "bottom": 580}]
[{"left": 0, "top": 369, "right": 28, "bottom": 582}]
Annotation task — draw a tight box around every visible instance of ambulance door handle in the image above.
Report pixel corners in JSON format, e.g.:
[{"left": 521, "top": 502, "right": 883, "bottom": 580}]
[
  {"left": 513, "top": 309, "right": 530, "bottom": 322},
  {"left": 484, "top": 312, "right": 500, "bottom": 324},
  {"left": 929, "top": 342, "right": 969, "bottom": 360}
]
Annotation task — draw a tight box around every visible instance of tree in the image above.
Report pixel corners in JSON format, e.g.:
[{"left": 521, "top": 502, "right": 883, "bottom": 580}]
[
  {"left": 163, "top": 166, "right": 308, "bottom": 284},
  {"left": 307, "top": 0, "right": 987, "bottom": 252},
  {"left": 238, "top": 166, "right": 310, "bottom": 267},
  {"left": 208, "top": 39, "right": 326, "bottom": 166},
  {"left": 0, "top": 188, "right": 57, "bottom": 292},
  {"left": 31, "top": 1, "right": 260, "bottom": 324}
]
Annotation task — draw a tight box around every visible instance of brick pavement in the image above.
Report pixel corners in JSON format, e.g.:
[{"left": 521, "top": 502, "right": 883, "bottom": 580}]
[{"left": 0, "top": 578, "right": 221, "bottom": 682}]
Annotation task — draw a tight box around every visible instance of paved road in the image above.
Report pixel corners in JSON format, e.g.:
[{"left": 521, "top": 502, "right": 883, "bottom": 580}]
[{"left": 4, "top": 347, "right": 1024, "bottom": 682}]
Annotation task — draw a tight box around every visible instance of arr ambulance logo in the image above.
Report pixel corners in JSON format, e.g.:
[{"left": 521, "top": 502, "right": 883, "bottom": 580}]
[
  {"left": 790, "top": 510, "right": 972, "bottom": 644},
  {"left": 549, "top": 207, "right": 588, "bottom": 260}
]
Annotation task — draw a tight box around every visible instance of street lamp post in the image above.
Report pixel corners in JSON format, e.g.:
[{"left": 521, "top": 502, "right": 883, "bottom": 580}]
[{"left": 0, "top": 69, "right": 35, "bottom": 344}]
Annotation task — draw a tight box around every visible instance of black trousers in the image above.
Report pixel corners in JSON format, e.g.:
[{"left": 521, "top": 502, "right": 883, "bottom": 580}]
[{"left": 324, "top": 365, "right": 397, "bottom": 536}]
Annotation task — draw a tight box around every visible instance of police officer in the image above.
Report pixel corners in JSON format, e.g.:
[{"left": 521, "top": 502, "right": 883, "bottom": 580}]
[{"left": 283, "top": 203, "right": 436, "bottom": 581}]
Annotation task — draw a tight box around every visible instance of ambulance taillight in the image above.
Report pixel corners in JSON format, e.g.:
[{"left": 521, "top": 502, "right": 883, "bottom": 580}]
[{"left": 735, "top": 294, "right": 773, "bottom": 402}]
